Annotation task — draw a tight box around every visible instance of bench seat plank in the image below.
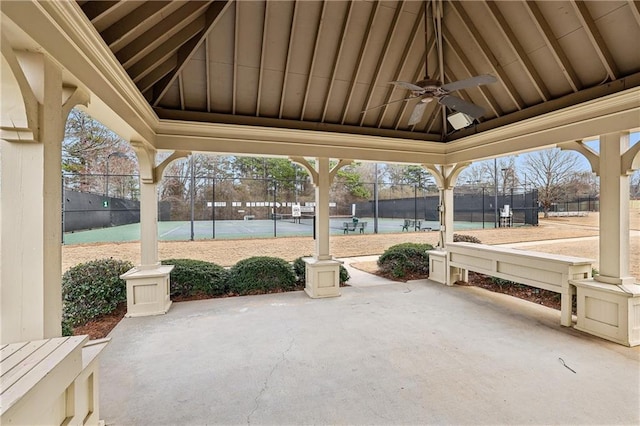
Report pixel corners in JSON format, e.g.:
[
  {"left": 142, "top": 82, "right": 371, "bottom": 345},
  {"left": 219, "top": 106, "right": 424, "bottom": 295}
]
[{"left": 0, "top": 336, "right": 87, "bottom": 417}]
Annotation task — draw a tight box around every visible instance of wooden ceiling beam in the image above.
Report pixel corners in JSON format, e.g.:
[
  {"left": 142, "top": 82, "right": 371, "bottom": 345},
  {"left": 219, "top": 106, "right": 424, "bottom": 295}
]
[
  {"left": 376, "top": 2, "right": 424, "bottom": 128},
  {"left": 571, "top": 0, "right": 619, "bottom": 81},
  {"left": 80, "top": 1, "right": 119, "bottom": 24},
  {"left": 393, "top": 42, "right": 430, "bottom": 130},
  {"left": 358, "top": 1, "right": 405, "bottom": 126},
  {"left": 340, "top": 1, "right": 381, "bottom": 124},
  {"left": 301, "top": 1, "right": 328, "bottom": 121},
  {"left": 101, "top": 1, "right": 172, "bottom": 48},
  {"left": 205, "top": 37, "right": 211, "bottom": 112},
  {"left": 256, "top": 1, "right": 270, "bottom": 117},
  {"left": 178, "top": 74, "right": 185, "bottom": 110},
  {"left": 232, "top": 1, "right": 239, "bottom": 114},
  {"left": 449, "top": 1, "right": 525, "bottom": 110},
  {"left": 523, "top": 1, "right": 582, "bottom": 92},
  {"left": 137, "top": 57, "right": 177, "bottom": 94},
  {"left": 442, "top": 26, "right": 503, "bottom": 117},
  {"left": 116, "top": 2, "right": 210, "bottom": 65},
  {"left": 278, "top": 1, "right": 300, "bottom": 119},
  {"left": 128, "top": 16, "right": 204, "bottom": 82},
  {"left": 152, "top": 0, "right": 232, "bottom": 106},
  {"left": 321, "top": 1, "right": 354, "bottom": 123},
  {"left": 629, "top": 1, "right": 640, "bottom": 27},
  {"left": 485, "top": 1, "right": 551, "bottom": 102}
]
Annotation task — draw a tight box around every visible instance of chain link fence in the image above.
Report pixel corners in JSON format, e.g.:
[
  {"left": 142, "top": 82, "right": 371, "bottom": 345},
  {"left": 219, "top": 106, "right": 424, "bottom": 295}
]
[{"left": 63, "top": 173, "right": 547, "bottom": 240}]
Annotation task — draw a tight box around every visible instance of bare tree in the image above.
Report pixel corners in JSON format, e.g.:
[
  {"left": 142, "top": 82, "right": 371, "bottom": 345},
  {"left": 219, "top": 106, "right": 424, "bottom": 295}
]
[
  {"left": 457, "top": 163, "right": 488, "bottom": 192},
  {"left": 523, "top": 149, "right": 584, "bottom": 217},
  {"left": 631, "top": 170, "right": 640, "bottom": 199},
  {"left": 480, "top": 156, "right": 517, "bottom": 194}
]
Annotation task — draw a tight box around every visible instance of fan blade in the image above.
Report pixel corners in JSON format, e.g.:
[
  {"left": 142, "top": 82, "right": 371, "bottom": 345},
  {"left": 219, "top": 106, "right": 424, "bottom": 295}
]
[
  {"left": 361, "top": 96, "right": 414, "bottom": 113},
  {"left": 408, "top": 102, "right": 428, "bottom": 126},
  {"left": 438, "top": 95, "right": 486, "bottom": 119},
  {"left": 390, "top": 81, "right": 426, "bottom": 92},
  {"left": 441, "top": 74, "right": 497, "bottom": 92}
]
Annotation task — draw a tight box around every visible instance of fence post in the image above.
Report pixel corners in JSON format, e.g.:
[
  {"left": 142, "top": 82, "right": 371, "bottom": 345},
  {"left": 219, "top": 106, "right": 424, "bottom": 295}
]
[
  {"left": 482, "top": 187, "right": 485, "bottom": 229},
  {"left": 212, "top": 176, "right": 216, "bottom": 239},
  {"left": 374, "top": 164, "right": 379, "bottom": 234},
  {"left": 414, "top": 184, "right": 418, "bottom": 229},
  {"left": 190, "top": 156, "right": 195, "bottom": 241}
]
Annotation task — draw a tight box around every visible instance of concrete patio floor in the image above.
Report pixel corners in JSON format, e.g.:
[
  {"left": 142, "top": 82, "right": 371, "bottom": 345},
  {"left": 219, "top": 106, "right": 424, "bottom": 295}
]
[{"left": 100, "top": 263, "right": 639, "bottom": 425}]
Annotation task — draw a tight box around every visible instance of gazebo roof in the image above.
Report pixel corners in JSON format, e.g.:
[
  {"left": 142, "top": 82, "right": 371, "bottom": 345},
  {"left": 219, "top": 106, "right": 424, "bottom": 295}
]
[{"left": 2, "top": 1, "right": 639, "bottom": 162}]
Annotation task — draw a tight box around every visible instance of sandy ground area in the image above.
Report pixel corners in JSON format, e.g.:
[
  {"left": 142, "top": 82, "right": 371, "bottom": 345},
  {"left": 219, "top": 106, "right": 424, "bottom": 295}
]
[{"left": 62, "top": 211, "right": 640, "bottom": 280}]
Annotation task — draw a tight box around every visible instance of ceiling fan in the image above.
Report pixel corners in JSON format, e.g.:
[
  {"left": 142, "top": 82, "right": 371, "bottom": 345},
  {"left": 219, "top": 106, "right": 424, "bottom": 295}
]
[
  {"left": 363, "top": 0, "right": 497, "bottom": 128},
  {"left": 391, "top": 73, "right": 497, "bottom": 126}
]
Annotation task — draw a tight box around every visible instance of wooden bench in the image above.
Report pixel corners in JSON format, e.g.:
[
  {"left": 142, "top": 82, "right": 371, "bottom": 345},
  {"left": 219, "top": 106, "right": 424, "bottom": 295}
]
[
  {"left": 1, "top": 336, "right": 110, "bottom": 425},
  {"left": 444, "top": 242, "right": 593, "bottom": 327}
]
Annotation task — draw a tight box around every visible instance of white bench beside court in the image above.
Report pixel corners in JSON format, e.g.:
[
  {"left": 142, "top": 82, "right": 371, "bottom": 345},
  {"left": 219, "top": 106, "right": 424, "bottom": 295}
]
[{"left": 428, "top": 242, "right": 594, "bottom": 327}]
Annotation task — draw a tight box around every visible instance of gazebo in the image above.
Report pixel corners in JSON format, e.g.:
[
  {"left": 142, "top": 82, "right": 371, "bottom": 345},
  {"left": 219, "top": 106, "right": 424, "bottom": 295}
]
[{"left": 1, "top": 1, "right": 639, "bottom": 423}]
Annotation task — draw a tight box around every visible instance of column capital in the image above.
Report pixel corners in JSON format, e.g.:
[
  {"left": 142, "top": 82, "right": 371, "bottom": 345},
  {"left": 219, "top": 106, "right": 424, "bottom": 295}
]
[
  {"left": 422, "top": 162, "right": 470, "bottom": 190},
  {"left": 289, "top": 157, "right": 353, "bottom": 186},
  {"left": 558, "top": 140, "right": 600, "bottom": 174},
  {"left": 131, "top": 142, "right": 188, "bottom": 184}
]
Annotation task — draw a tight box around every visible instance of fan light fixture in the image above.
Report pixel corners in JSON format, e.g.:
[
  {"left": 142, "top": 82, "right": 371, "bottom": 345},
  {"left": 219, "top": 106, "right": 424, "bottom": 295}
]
[{"left": 447, "top": 112, "right": 474, "bottom": 130}]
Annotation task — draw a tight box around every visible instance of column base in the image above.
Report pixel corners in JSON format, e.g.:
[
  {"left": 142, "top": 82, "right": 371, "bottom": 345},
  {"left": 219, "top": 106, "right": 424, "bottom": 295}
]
[
  {"left": 571, "top": 278, "right": 640, "bottom": 347},
  {"left": 303, "top": 257, "right": 341, "bottom": 298},
  {"left": 120, "top": 265, "right": 174, "bottom": 317},
  {"left": 427, "top": 249, "right": 448, "bottom": 285}
]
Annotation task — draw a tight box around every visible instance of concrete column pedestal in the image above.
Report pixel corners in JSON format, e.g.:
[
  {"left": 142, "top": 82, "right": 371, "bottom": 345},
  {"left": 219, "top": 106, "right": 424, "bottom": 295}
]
[
  {"left": 427, "top": 249, "right": 448, "bottom": 285},
  {"left": 303, "top": 257, "right": 341, "bottom": 298},
  {"left": 120, "top": 265, "right": 174, "bottom": 317},
  {"left": 571, "top": 279, "right": 640, "bottom": 346}
]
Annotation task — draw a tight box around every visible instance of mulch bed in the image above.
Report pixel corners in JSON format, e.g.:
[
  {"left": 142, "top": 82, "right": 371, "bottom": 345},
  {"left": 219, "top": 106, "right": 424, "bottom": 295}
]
[
  {"left": 72, "top": 303, "right": 128, "bottom": 340},
  {"left": 375, "top": 270, "right": 564, "bottom": 311}
]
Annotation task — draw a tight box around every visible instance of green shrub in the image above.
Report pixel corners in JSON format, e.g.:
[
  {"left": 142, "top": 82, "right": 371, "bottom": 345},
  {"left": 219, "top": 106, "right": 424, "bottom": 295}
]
[
  {"left": 293, "top": 256, "right": 350, "bottom": 284},
  {"left": 62, "top": 258, "right": 133, "bottom": 327},
  {"left": 453, "top": 234, "right": 482, "bottom": 244},
  {"left": 377, "top": 242, "right": 434, "bottom": 279},
  {"left": 62, "top": 319, "right": 74, "bottom": 337},
  {"left": 293, "top": 256, "right": 308, "bottom": 282},
  {"left": 228, "top": 256, "right": 297, "bottom": 295},
  {"left": 339, "top": 264, "right": 351, "bottom": 284},
  {"left": 161, "top": 258, "right": 228, "bottom": 297}
]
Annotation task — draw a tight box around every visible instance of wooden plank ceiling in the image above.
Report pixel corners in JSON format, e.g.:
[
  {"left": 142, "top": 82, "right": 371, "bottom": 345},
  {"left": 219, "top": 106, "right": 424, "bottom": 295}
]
[{"left": 78, "top": 0, "right": 640, "bottom": 142}]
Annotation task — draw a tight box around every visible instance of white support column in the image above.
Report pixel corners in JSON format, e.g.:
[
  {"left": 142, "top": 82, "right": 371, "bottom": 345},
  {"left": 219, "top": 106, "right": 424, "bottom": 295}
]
[
  {"left": 120, "top": 145, "right": 187, "bottom": 317},
  {"left": 571, "top": 132, "right": 640, "bottom": 346},
  {"left": 139, "top": 180, "right": 159, "bottom": 267},
  {"left": 290, "top": 156, "right": 352, "bottom": 298},
  {"left": 423, "top": 163, "right": 469, "bottom": 286},
  {"left": 596, "top": 132, "right": 632, "bottom": 285},
  {"left": 442, "top": 187, "right": 455, "bottom": 246},
  {"left": 315, "top": 157, "right": 331, "bottom": 260},
  {"left": 0, "top": 52, "right": 73, "bottom": 343}
]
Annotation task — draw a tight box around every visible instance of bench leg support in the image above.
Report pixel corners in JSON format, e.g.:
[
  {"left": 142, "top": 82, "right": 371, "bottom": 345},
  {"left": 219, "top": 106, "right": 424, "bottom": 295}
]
[{"left": 560, "top": 289, "right": 574, "bottom": 327}]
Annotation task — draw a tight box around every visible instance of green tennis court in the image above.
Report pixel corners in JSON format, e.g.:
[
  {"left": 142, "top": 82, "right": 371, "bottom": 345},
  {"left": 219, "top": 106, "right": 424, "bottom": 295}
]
[{"left": 62, "top": 217, "right": 493, "bottom": 245}]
